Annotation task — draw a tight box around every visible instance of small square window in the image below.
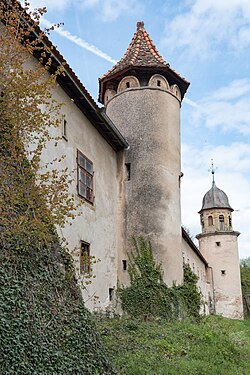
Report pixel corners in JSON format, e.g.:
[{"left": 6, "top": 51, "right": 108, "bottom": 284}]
[
  {"left": 221, "top": 270, "right": 226, "bottom": 276},
  {"left": 216, "top": 242, "right": 221, "bottom": 246},
  {"left": 80, "top": 241, "right": 91, "bottom": 274}
]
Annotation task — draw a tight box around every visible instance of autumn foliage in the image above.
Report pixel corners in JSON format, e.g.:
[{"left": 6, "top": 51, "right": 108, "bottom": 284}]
[
  {"left": 0, "top": 2, "right": 115, "bottom": 373},
  {"left": 0, "top": 1, "right": 77, "bottom": 250}
]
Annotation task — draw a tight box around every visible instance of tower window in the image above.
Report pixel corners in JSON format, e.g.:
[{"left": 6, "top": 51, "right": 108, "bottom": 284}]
[
  {"left": 62, "top": 118, "right": 67, "bottom": 140},
  {"left": 109, "top": 288, "right": 114, "bottom": 301},
  {"left": 208, "top": 215, "right": 213, "bottom": 226},
  {"left": 221, "top": 270, "right": 226, "bottom": 276},
  {"left": 216, "top": 241, "right": 221, "bottom": 246},
  {"left": 125, "top": 163, "right": 131, "bottom": 181},
  {"left": 80, "top": 241, "right": 91, "bottom": 274},
  {"left": 126, "top": 82, "right": 130, "bottom": 88},
  {"left": 219, "top": 215, "right": 225, "bottom": 230},
  {"left": 157, "top": 80, "right": 161, "bottom": 87},
  {"left": 200, "top": 214, "right": 204, "bottom": 227},
  {"left": 229, "top": 216, "right": 232, "bottom": 227},
  {"left": 77, "top": 150, "right": 94, "bottom": 203},
  {"left": 122, "top": 260, "right": 127, "bottom": 271}
]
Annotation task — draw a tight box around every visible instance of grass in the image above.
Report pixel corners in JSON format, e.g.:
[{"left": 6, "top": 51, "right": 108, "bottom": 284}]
[{"left": 95, "top": 315, "right": 250, "bottom": 375}]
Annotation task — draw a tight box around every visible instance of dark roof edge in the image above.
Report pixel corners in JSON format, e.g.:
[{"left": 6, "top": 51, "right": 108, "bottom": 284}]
[
  {"left": 182, "top": 227, "right": 208, "bottom": 267},
  {"left": 198, "top": 206, "right": 234, "bottom": 214},
  {"left": 17, "top": 3, "right": 128, "bottom": 151}
]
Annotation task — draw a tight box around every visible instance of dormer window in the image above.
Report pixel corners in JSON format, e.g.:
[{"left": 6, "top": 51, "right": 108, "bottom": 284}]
[
  {"left": 157, "top": 80, "right": 161, "bottom": 87},
  {"left": 126, "top": 82, "right": 130, "bottom": 88}
]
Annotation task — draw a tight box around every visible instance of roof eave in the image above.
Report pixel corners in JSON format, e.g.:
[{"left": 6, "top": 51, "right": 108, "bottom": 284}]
[
  {"left": 99, "top": 65, "right": 190, "bottom": 104},
  {"left": 182, "top": 227, "right": 208, "bottom": 267},
  {"left": 12, "top": 1, "right": 127, "bottom": 152}
]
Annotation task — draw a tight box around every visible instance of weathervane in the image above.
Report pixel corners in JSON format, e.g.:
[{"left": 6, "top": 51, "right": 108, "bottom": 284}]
[{"left": 208, "top": 159, "right": 217, "bottom": 185}]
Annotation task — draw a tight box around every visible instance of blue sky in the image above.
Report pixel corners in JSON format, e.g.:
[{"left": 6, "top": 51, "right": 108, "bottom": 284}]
[{"left": 28, "top": 0, "right": 250, "bottom": 259}]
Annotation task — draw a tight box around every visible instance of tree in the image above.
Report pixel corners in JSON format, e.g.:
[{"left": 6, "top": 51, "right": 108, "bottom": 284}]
[
  {"left": 0, "top": 0, "right": 77, "bottom": 251},
  {"left": 0, "top": 2, "right": 115, "bottom": 373},
  {"left": 240, "top": 257, "right": 250, "bottom": 317}
]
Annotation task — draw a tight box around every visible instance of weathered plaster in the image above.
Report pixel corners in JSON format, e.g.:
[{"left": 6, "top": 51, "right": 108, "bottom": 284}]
[{"left": 106, "top": 86, "right": 183, "bottom": 286}]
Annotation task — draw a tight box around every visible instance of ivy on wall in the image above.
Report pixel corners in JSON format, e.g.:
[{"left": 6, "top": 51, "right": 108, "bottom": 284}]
[{"left": 119, "top": 237, "right": 202, "bottom": 321}]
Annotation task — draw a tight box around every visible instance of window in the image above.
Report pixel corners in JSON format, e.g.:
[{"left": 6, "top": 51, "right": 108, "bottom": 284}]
[
  {"left": 216, "top": 241, "right": 221, "bottom": 247},
  {"left": 157, "top": 79, "right": 161, "bottom": 87},
  {"left": 77, "top": 150, "right": 94, "bottom": 203},
  {"left": 221, "top": 270, "right": 226, "bottom": 276},
  {"left": 80, "top": 241, "right": 91, "bottom": 274},
  {"left": 125, "top": 163, "right": 131, "bottom": 181},
  {"left": 200, "top": 214, "right": 204, "bottom": 227},
  {"left": 62, "top": 118, "right": 67, "bottom": 140},
  {"left": 126, "top": 81, "right": 130, "bottom": 88},
  {"left": 229, "top": 216, "right": 232, "bottom": 227},
  {"left": 122, "top": 260, "right": 127, "bottom": 271},
  {"left": 109, "top": 288, "right": 114, "bottom": 301},
  {"left": 219, "top": 215, "right": 225, "bottom": 230},
  {"left": 208, "top": 215, "right": 213, "bottom": 226}
]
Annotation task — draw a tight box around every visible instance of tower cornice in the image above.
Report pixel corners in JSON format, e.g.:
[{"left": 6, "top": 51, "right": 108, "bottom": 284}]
[{"left": 196, "top": 231, "right": 240, "bottom": 240}]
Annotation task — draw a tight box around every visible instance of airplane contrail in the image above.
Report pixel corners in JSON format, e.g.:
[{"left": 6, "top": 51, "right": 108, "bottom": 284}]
[{"left": 41, "top": 18, "right": 117, "bottom": 65}]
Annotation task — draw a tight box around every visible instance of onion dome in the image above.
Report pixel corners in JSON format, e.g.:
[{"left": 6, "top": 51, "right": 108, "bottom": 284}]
[
  {"left": 98, "top": 21, "right": 189, "bottom": 103},
  {"left": 199, "top": 181, "right": 233, "bottom": 212}
]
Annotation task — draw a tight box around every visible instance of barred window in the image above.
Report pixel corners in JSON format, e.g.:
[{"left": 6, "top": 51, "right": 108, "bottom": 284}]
[{"left": 77, "top": 150, "right": 93, "bottom": 203}]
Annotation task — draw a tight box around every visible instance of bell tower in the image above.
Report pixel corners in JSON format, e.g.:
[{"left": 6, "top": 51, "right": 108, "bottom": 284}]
[
  {"left": 197, "top": 163, "right": 243, "bottom": 319},
  {"left": 99, "top": 22, "right": 189, "bottom": 285}
]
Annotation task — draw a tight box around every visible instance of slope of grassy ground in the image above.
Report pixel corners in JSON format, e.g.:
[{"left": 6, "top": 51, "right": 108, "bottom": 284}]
[{"left": 96, "top": 315, "right": 250, "bottom": 375}]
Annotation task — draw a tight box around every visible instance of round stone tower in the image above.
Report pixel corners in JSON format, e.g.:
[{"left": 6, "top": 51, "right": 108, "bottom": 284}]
[
  {"left": 197, "top": 169, "right": 243, "bottom": 319},
  {"left": 99, "top": 22, "right": 189, "bottom": 285}
]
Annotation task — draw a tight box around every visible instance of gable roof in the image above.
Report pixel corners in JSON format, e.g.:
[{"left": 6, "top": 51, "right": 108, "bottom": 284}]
[{"left": 2, "top": 0, "right": 128, "bottom": 152}]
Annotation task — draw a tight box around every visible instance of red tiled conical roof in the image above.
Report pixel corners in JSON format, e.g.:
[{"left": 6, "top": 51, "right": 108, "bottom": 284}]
[
  {"left": 100, "top": 21, "right": 170, "bottom": 80},
  {"left": 99, "top": 22, "right": 189, "bottom": 103}
]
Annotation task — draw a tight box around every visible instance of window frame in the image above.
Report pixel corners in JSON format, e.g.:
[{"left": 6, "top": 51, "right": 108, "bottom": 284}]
[
  {"left": 80, "top": 241, "right": 91, "bottom": 274},
  {"left": 77, "top": 150, "right": 94, "bottom": 204}
]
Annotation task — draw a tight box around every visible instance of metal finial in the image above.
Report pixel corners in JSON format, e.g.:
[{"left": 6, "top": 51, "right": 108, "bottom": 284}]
[
  {"left": 136, "top": 21, "right": 145, "bottom": 30},
  {"left": 208, "top": 159, "right": 217, "bottom": 185}
]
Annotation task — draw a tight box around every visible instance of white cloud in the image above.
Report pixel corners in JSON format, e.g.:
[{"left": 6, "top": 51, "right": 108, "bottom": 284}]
[
  {"left": 185, "top": 79, "right": 250, "bottom": 134},
  {"left": 181, "top": 142, "right": 250, "bottom": 259},
  {"left": 40, "top": 18, "right": 117, "bottom": 64},
  {"left": 161, "top": 0, "right": 250, "bottom": 58},
  {"left": 80, "top": 0, "right": 143, "bottom": 22},
  {"left": 26, "top": 0, "right": 143, "bottom": 21}
]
